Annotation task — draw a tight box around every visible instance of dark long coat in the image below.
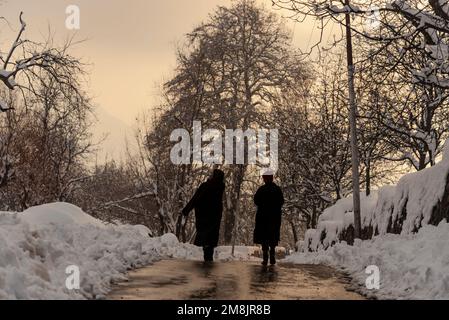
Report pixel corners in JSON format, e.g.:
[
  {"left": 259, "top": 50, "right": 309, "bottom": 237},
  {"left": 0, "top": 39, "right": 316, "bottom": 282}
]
[
  {"left": 253, "top": 182, "right": 284, "bottom": 246},
  {"left": 182, "top": 179, "right": 225, "bottom": 247}
]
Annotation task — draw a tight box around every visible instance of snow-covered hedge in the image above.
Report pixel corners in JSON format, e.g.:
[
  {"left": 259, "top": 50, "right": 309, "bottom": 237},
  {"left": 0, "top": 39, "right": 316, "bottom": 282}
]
[
  {"left": 304, "top": 143, "right": 449, "bottom": 252},
  {"left": 0, "top": 203, "right": 199, "bottom": 300}
]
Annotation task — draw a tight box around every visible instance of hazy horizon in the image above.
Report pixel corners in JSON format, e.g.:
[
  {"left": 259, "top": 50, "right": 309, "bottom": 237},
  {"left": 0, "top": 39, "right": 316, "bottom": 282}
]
[{"left": 1, "top": 0, "right": 319, "bottom": 126}]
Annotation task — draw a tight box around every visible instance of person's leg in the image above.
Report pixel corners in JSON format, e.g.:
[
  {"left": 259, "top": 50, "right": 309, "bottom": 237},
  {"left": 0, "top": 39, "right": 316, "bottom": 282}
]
[
  {"left": 261, "top": 244, "right": 269, "bottom": 266},
  {"left": 203, "top": 246, "right": 214, "bottom": 262},
  {"left": 269, "top": 246, "right": 276, "bottom": 265},
  {"left": 203, "top": 246, "right": 210, "bottom": 262},
  {"left": 207, "top": 246, "right": 215, "bottom": 261}
]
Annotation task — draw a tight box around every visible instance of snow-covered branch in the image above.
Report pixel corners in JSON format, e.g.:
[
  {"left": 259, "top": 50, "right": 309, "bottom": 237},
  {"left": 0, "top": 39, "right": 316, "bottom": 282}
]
[
  {"left": 87, "top": 191, "right": 156, "bottom": 214},
  {"left": 0, "top": 13, "right": 84, "bottom": 111}
]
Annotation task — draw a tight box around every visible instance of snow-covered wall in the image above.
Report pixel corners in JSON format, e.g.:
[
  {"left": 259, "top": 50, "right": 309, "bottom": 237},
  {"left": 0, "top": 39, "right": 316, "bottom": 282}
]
[{"left": 304, "top": 144, "right": 449, "bottom": 251}]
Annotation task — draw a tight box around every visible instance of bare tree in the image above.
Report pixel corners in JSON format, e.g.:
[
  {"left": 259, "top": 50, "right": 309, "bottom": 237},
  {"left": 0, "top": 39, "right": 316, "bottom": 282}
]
[
  {"left": 1, "top": 12, "right": 84, "bottom": 111},
  {"left": 163, "top": 0, "right": 308, "bottom": 244},
  {"left": 0, "top": 11, "right": 94, "bottom": 211}
]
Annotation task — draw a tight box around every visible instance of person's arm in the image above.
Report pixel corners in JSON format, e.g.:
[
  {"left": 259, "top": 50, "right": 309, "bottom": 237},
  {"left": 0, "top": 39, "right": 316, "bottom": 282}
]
[{"left": 182, "top": 183, "right": 205, "bottom": 216}]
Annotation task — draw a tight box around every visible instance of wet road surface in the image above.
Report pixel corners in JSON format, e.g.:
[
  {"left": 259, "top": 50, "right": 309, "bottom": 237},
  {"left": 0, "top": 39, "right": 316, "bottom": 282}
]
[{"left": 108, "top": 260, "right": 364, "bottom": 300}]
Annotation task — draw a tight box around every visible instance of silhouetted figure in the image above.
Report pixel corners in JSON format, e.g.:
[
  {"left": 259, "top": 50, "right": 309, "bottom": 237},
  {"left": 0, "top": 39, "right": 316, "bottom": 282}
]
[
  {"left": 182, "top": 169, "right": 225, "bottom": 262},
  {"left": 253, "top": 171, "right": 284, "bottom": 266}
]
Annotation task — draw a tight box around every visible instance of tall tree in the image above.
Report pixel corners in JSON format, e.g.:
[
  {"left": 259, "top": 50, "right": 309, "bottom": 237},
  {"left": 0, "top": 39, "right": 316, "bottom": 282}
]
[{"left": 161, "top": 0, "right": 307, "bottom": 244}]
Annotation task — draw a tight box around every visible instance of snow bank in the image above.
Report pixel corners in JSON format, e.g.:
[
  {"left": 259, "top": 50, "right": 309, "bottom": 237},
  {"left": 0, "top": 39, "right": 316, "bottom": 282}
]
[
  {"left": 305, "top": 144, "right": 449, "bottom": 251},
  {"left": 0, "top": 203, "right": 199, "bottom": 300},
  {"left": 373, "top": 142, "right": 449, "bottom": 233},
  {"left": 0, "top": 202, "right": 265, "bottom": 300},
  {"left": 286, "top": 220, "right": 449, "bottom": 300},
  {"left": 21, "top": 203, "right": 105, "bottom": 229},
  {"left": 388, "top": 156, "right": 449, "bottom": 233},
  {"left": 305, "top": 192, "right": 379, "bottom": 251},
  {"left": 294, "top": 143, "right": 449, "bottom": 299}
]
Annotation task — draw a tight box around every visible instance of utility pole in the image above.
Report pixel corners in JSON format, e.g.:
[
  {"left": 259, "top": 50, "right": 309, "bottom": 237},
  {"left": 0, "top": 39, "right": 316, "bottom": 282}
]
[{"left": 345, "top": 0, "right": 362, "bottom": 239}]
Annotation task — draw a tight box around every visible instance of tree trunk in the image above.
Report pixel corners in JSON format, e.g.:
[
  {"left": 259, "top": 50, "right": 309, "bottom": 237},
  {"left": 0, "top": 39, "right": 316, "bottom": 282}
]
[
  {"left": 311, "top": 206, "right": 317, "bottom": 229},
  {"left": 224, "top": 164, "right": 246, "bottom": 244},
  {"left": 289, "top": 220, "right": 298, "bottom": 249},
  {"left": 366, "top": 159, "right": 371, "bottom": 196}
]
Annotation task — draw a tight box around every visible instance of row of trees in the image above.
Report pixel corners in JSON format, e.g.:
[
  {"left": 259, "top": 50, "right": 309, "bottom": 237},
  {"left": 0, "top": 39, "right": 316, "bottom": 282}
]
[
  {"left": 79, "top": 0, "right": 449, "bottom": 249},
  {"left": 0, "top": 13, "right": 160, "bottom": 231},
  {"left": 0, "top": 13, "right": 94, "bottom": 211},
  {"left": 270, "top": 0, "right": 449, "bottom": 240},
  {"left": 4, "top": 1, "right": 449, "bottom": 250},
  {"left": 133, "top": 0, "right": 449, "bottom": 247}
]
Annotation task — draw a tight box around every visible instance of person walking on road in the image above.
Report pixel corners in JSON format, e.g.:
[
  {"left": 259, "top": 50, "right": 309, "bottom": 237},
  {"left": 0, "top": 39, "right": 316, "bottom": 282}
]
[
  {"left": 182, "top": 169, "right": 225, "bottom": 262},
  {"left": 253, "top": 170, "right": 284, "bottom": 266}
]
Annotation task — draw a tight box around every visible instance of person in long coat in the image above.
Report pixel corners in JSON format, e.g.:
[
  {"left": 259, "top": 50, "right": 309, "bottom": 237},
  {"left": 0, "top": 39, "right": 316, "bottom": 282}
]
[
  {"left": 253, "top": 171, "right": 284, "bottom": 266},
  {"left": 182, "top": 169, "right": 225, "bottom": 262}
]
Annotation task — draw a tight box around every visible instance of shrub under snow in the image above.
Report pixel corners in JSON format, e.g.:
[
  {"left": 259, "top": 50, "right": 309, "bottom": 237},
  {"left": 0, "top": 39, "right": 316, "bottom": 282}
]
[
  {"left": 295, "top": 142, "right": 449, "bottom": 299},
  {"left": 304, "top": 142, "right": 449, "bottom": 252}
]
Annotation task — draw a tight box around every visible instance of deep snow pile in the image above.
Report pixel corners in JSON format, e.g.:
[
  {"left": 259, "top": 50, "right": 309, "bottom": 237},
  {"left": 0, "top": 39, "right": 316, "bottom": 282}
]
[
  {"left": 0, "top": 203, "right": 197, "bottom": 300},
  {"left": 305, "top": 192, "right": 379, "bottom": 250},
  {"left": 0, "top": 203, "right": 262, "bottom": 300},
  {"left": 287, "top": 220, "right": 449, "bottom": 299},
  {"left": 295, "top": 142, "right": 449, "bottom": 299},
  {"left": 305, "top": 142, "right": 449, "bottom": 251}
]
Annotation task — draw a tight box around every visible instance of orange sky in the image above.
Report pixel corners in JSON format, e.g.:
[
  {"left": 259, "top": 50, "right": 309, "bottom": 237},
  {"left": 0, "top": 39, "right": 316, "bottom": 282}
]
[{"left": 1, "top": 0, "right": 319, "bottom": 126}]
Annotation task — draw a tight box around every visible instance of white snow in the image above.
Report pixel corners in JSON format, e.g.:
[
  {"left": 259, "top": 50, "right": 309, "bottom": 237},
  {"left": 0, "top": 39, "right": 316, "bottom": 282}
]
[
  {"left": 0, "top": 203, "right": 169, "bottom": 300},
  {"left": 0, "top": 202, "right": 263, "bottom": 300},
  {"left": 305, "top": 140, "right": 449, "bottom": 252},
  {"left": 287, "top": 220, "right": 449, "bottom": 300},
  {"left": 293, "top": 141, "right": 449, "bottom": 299},
  {"left": 305, "top": 192, "right": 379, "bottom": 251},
  {"left": 20, "top": 203, "right": 105, "bottom": 229}
]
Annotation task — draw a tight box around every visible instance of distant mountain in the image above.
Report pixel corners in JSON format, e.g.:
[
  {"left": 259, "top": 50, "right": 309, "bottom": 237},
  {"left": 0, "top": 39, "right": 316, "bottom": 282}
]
[{"left": 90, "top": 107, "right": 135, "bottom": 164}]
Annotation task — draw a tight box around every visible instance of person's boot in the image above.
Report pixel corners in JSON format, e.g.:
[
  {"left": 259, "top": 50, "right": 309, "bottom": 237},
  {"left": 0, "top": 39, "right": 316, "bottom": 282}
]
[
  {"left": 203, "top": 246, "right": 214, "bottom": 262},
  {"left": 203, "top": 246, "right": 209, "bottom": 262},
  {"left": 208, "top": 247, "right": 215, "bottom": 262},
  {"left": 262, "top": 250, "right": 268, "bottom": 266},
  {"left": 270, "top": 247, "right": 276, "bottom": 265}
]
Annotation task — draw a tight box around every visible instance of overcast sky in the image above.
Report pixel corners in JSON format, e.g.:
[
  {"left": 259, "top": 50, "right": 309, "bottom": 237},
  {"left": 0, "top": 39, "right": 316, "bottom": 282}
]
[{"left": 1, "top": 0, "right": 318, "bottom": 125}]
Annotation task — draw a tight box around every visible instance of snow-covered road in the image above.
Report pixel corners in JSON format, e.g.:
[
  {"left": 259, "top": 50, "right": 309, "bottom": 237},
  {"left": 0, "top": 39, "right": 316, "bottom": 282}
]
[{"left": 108, "top": 260, "right": 364, "bottom": 300}]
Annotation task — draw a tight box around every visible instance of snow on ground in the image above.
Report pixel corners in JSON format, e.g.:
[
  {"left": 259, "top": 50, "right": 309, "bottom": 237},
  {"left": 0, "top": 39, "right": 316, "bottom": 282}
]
[
  {"left": 306, "top": 192, "right": 379, "bottom": 251},
  {"left": 0, "top": 202, "right": 262, "bottom": 300},
  {"left": 215, "top": 246, "right": 261, "bottom": 261},
  {"left": 288, "top": 220, "right": 449, "bottom": 300},
  {"left": 306, "top": 140, "right": 449, "bottom": 252},
  {"left": 295, "top": 142, "right": 449, "bottom": 299},
  {"left": 0, "top": 203, "right": 167, "bottom": 300},
  {"left": 150, "top": 235, "right": 261, "bottom": 262}
]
